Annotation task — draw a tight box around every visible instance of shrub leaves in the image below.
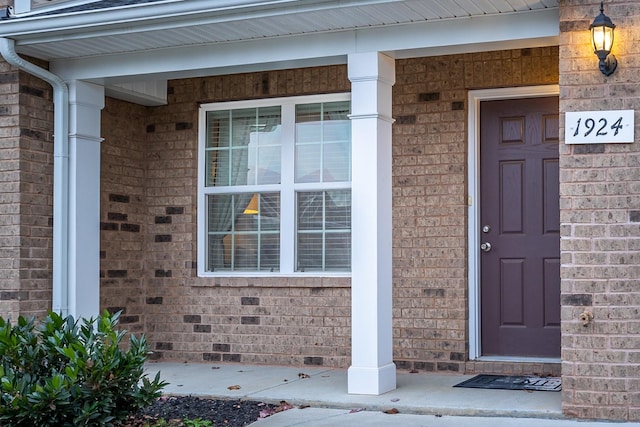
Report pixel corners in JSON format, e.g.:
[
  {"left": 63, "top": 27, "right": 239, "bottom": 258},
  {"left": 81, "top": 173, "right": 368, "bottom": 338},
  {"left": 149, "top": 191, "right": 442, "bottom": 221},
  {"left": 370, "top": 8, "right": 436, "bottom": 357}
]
[{"left": 0, "top": 311, "right": 167, "bottom": 427}]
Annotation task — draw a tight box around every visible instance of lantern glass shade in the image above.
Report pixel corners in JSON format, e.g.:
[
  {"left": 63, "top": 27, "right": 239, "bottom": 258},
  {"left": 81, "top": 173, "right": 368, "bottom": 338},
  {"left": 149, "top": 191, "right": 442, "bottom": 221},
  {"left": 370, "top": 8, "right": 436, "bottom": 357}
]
[{"left": 591, "top": 25, "right": 614, "bottom": 56}]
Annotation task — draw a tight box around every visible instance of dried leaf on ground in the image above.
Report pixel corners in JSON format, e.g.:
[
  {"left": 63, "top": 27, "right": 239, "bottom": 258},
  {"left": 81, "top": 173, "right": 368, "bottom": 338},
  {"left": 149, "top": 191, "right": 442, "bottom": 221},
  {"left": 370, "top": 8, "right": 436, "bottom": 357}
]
[
  {"left": 298, "top": 372, "right": 310, "bottom": 379},
  {"left": 349, "top": 408, "right": 365, "bottom": 413},
  {"left": 276, "top": 401, "right": 295, "bottom": 412},
  {"left": 383, "top": 408, "right": 399, "bottom": 414},
  {"left": 227, "top": 384, "right": 241, "bottom": 390},
  {"left": 259, "top": 408, "right": 275, "bottom": 419},
  {"left": 258, "top": 400, "right": 295, "bottom": 419}
]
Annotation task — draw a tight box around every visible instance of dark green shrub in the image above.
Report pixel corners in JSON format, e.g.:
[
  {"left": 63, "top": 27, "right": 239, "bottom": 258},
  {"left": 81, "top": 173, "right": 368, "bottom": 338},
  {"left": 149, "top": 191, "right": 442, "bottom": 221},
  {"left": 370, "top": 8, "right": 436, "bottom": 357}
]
[{"left": 0, "top": 311, "right": 167, "bottom": 427}]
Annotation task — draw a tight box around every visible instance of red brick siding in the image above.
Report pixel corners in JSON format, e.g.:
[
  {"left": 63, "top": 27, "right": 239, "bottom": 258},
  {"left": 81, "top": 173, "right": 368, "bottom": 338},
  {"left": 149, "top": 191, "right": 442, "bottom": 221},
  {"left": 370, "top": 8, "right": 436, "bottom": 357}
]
[
  {"left": 0, "top": 59, "right": 21, "bottom": 321},
  {"left": 127, "top": 66, "right": 353, "bottom": 367},
  {"left": 560, "top": 0, "right": 640, "bottom": 421},
  {"left": 100, "top": 97, "right": 147, "bottom": 333},
  {"left": 392, "top": 48, "right": 558, "bottom": 373},
  {"left": 100, "top": 51, "right": 558, "bottom": 369},
  {"left": 0, "top": 55, "right": 54, "bottom": 321}
]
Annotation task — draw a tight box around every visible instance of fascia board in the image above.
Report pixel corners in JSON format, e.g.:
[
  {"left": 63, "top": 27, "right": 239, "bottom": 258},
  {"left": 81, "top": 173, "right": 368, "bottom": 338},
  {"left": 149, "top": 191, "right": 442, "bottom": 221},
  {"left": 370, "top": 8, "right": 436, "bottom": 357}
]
[
  {"left": 361, "top": 7, "right": 560, "bottom": 56},
  {"left": 0, "top": 0, "right": 398, "bottom": 39},
  {"left": 1, "top": 0, "right": 299, "bottom": 37},
  {"left": 49, "top": 8, "right": 559, "bottom": 82},
  {"left": 15, "top": 0, "right": 106, "bottom": 16},
  {"left": 51, "top": 29, "right": 356, "bottom": 80}
]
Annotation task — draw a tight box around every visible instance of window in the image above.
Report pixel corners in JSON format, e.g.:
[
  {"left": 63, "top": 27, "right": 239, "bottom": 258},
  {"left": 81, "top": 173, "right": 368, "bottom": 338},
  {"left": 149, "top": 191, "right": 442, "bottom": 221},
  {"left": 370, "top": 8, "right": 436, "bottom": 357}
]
[{"left": 198, "top": 94, "right": 351, "bottom": 275}]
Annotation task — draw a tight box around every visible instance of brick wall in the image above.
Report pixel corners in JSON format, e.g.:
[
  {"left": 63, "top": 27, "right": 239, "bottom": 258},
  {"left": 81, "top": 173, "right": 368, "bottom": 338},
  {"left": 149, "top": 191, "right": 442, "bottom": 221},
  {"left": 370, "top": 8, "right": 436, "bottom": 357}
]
[
  {"left": 392, "top": 47, "right": 558, "bottom": 373},
  {"left": 15, "top": 66, "right": 54, "bottom": 318},
  {"left": 138, "top": 66, "right": 353, "bottom": 367},
  {"left": 2, "top": 45, "right": 563, "bottom": 375},
  {"left": 0, "top": 56, "right": 21, "bottom": 321},
  {"left": 98, "top": 50, "right": 559, "bottom": 370},
  {"left": 560, "top": 0, "right": 640, "bottom": 421},
  {"left": 0, "top": 55, "right": 54, "bottom": 321},
  {"left": 100, "top": 97, "right": 147, "bottom": 333}
]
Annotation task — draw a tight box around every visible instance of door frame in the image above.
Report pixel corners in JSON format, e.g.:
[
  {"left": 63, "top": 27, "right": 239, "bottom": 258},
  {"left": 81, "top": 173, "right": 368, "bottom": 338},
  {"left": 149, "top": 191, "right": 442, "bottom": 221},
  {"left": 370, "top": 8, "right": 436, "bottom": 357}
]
[{"left": 467, "top": 85, "right": 560, "bottom": 362}]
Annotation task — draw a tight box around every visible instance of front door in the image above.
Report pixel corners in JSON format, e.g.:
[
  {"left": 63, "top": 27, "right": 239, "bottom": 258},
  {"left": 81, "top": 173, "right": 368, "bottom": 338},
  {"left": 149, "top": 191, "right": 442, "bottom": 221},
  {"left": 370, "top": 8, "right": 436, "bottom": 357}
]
[{"left": 480, "top": 97, "right": 560, "bottom": 358}]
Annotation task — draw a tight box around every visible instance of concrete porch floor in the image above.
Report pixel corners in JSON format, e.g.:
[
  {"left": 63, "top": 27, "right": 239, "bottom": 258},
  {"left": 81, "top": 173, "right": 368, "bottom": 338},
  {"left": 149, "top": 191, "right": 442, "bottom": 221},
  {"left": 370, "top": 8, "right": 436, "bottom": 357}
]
[{"left": 143, "top": 362, "right": 633, "bottom": 426}]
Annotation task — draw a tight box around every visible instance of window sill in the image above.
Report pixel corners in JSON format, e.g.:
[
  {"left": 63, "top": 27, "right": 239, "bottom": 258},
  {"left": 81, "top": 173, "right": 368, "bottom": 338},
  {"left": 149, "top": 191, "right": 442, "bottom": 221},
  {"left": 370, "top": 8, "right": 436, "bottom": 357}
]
[{"left": 192, "top": 272, "right": 351, "bottom": 287}]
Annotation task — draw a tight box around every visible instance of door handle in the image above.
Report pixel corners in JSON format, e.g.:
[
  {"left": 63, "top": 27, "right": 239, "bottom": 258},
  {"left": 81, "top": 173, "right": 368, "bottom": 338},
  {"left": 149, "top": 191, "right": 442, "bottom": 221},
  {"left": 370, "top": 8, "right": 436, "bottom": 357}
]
[{"left": 480, "top": 242, "right": 492, "bottom": 252}]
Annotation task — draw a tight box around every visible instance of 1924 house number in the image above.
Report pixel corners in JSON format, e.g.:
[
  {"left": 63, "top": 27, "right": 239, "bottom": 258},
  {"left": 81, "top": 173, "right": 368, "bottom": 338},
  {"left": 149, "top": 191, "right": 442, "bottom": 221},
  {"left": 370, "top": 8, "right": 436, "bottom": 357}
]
[{"left": 565, "top": 110, "right": 634, "bottom": 144}]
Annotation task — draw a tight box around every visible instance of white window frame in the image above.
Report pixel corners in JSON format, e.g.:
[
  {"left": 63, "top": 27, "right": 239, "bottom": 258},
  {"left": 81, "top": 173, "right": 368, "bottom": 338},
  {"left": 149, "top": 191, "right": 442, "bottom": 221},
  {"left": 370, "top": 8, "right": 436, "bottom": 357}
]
[{"left": 197, "top": 93, "right": 352, "bottom": 277}]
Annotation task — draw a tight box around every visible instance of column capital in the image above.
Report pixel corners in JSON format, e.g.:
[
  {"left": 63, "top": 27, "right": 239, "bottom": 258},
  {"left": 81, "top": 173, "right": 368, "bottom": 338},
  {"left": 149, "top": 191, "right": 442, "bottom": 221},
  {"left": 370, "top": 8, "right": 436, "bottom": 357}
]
[
  {"left": 68, "top": 81, "right": 105, "bottom": 141},
  {"left": 347, "top": 52, "right": 396, "bottom": 86},
  {"left": 68, "top": 80, "right": 105, "bottom": 109}
]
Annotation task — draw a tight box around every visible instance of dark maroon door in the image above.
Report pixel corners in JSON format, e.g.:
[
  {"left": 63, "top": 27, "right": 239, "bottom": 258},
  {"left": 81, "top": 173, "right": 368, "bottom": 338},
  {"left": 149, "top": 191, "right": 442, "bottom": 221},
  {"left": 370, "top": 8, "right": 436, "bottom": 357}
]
[{"left": 480, "top": 97, "right": 560, "bottom": 358}]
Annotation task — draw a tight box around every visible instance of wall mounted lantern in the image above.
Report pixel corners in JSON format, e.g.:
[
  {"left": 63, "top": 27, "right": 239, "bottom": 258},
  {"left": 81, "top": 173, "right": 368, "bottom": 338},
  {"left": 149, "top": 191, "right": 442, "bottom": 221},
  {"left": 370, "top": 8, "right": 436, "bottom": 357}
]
[{"left": 590, "top": 2, "right": 617, "bottom": 76}]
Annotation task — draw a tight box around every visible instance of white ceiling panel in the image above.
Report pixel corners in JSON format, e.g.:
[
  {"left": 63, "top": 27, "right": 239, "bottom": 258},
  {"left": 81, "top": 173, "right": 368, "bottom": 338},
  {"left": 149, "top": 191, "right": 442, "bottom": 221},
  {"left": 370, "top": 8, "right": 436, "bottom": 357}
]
[
  {"left": 358, "top": 4, "right": 417, "bottom": 24},
  {"left": 505, "top": 0, "right": 534, "bottom": 10},
  {"left": 489, "top": 0, "right": 517, "bottom": 13},
  {"left": 9, "top": 0, "right": 559, "bottom": 61},
  {"left": 448, "top": 0, "right": 484, "bottom": 16}
]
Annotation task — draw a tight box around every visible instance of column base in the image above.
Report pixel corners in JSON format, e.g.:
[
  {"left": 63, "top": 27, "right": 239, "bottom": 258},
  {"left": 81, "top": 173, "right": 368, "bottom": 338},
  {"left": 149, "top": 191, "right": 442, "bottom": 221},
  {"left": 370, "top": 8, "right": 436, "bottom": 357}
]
[{"left": 347, "top": 362, "right": 397, "bottom": 395}]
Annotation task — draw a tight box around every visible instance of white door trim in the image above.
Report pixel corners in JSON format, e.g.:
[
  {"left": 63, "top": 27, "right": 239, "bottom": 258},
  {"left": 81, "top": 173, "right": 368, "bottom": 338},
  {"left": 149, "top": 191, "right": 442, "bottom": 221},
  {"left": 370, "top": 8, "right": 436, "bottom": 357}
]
[{"left": 467, "top": 84, "right": 560, "bottom": 361}]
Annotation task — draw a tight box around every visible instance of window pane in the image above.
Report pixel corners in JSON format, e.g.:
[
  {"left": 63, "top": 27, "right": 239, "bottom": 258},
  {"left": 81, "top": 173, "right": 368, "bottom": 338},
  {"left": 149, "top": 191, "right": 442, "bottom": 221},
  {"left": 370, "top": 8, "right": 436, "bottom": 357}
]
[
  {"left": 295, "top": 143, "right": 321, "bottom": 183},
  {"left": 295, "top": 101, "right": 351, "bottom": 184},
  {"left": 323, "top": 141, "right": 350, "bottom": 182},
  {"left": 325, "top": 233, "right": 351, "bottom": 269},
  {"left": 206, "top": 111, "right": 230, "bottom": 149},
  {"left": 297, "top": 192, "right": 323, "bottom": 231},
  {"left": 296, "top": 233, "right": 323, "bottom": 272},
  {"left": 296, "top": 112, "right": 321, "bottom": 143},
  {"left": 206, "top": 107, "right": 281, "bottom": 188},
  {"left": 325, "top": 190, "right": 351, "bottom": 230},
  {"left": 296, "top": 190, "right": 351, "bottom": 272},
  {"left": 207, "top": 193, "right": 280, "bottom": 272}
]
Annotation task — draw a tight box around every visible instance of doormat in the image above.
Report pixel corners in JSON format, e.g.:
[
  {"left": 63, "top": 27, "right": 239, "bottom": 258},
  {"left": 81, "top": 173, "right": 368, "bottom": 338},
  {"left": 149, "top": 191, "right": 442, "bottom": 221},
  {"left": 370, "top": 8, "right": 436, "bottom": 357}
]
[{"left": 454, "top": 375, "right": 561, "bottom": 392}]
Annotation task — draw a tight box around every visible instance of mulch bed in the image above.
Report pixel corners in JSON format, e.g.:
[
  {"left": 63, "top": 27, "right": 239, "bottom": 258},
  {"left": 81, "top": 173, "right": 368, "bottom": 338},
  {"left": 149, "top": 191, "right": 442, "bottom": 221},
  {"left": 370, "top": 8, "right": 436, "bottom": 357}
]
[{"left": 121, "top": 396, "right": 285, "bottom": 427}]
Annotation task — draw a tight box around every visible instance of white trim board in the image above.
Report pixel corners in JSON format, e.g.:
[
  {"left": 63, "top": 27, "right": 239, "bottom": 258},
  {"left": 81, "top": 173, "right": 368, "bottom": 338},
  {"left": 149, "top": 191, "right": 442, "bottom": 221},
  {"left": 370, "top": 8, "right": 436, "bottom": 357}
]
[{"left": 467, "top": 85, "right": 560, "bottom": 361}]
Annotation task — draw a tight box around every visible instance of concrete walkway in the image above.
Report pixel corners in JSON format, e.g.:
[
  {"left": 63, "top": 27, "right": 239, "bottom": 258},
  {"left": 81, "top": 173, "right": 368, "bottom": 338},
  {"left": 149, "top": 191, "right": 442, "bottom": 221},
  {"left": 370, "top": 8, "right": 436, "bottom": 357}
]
[{"left": 144, "top": 362, "right": 638, "bottom": 426}]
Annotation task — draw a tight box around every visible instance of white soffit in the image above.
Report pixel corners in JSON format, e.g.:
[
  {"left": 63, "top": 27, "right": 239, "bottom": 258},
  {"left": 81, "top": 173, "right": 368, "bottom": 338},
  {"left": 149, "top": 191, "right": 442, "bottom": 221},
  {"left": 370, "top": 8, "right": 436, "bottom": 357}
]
[
  {"left": 2, "top": 0, "right": 559, "bottom": 61},
  {"left": 105, "top": 80, "right": 167, "bottom": 105},
  {"left": 46, "top": 6, "right": 558, "bottom": 83},
  {"left": 0, "top": 0, "right": 560, "bottom": 91}
]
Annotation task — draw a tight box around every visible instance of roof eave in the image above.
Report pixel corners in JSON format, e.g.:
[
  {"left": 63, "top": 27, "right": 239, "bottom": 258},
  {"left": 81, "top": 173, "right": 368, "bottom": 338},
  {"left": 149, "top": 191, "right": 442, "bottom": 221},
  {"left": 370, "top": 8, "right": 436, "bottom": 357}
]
[{"left": 0, "top": 0, "right": 397, "bottom": 39}]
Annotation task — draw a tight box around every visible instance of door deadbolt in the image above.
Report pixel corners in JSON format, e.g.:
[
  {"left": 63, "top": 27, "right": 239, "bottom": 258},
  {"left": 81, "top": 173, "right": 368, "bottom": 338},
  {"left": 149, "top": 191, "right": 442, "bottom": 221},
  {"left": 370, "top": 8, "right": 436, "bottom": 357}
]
[
  {"left": 482, "top": 225, "right": 491, "bottom": 233},
  {"left": 480, "top": 242, "right": 492, "bottom": 252}
]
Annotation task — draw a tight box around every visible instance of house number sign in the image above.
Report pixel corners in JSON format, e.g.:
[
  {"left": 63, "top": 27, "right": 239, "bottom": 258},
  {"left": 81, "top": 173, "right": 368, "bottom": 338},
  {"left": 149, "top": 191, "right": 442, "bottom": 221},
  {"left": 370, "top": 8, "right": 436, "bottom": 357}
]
[{"left": 565, "top": 110, "right": 634, "bottom": 144}]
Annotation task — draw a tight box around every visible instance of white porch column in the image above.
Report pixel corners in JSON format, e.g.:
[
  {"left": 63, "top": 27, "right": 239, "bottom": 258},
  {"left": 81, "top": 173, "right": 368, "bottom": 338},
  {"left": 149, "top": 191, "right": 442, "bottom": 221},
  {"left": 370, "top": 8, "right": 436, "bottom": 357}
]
[
  {"left": 67, "top": 81, "right": 104, "bottom": 319},
  {"left": 347, "top": 52, "right": 396, "bottom": 395}
]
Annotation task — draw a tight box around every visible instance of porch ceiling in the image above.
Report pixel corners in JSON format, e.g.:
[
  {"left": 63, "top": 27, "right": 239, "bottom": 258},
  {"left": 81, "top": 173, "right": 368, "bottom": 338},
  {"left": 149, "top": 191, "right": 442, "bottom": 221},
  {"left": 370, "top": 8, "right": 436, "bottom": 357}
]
[
  {"left": 0, "top": 0, "right": 560, "bottom": 104},
  {"left": 2, "top": 0, "right": 558, "bottom": 63}
]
